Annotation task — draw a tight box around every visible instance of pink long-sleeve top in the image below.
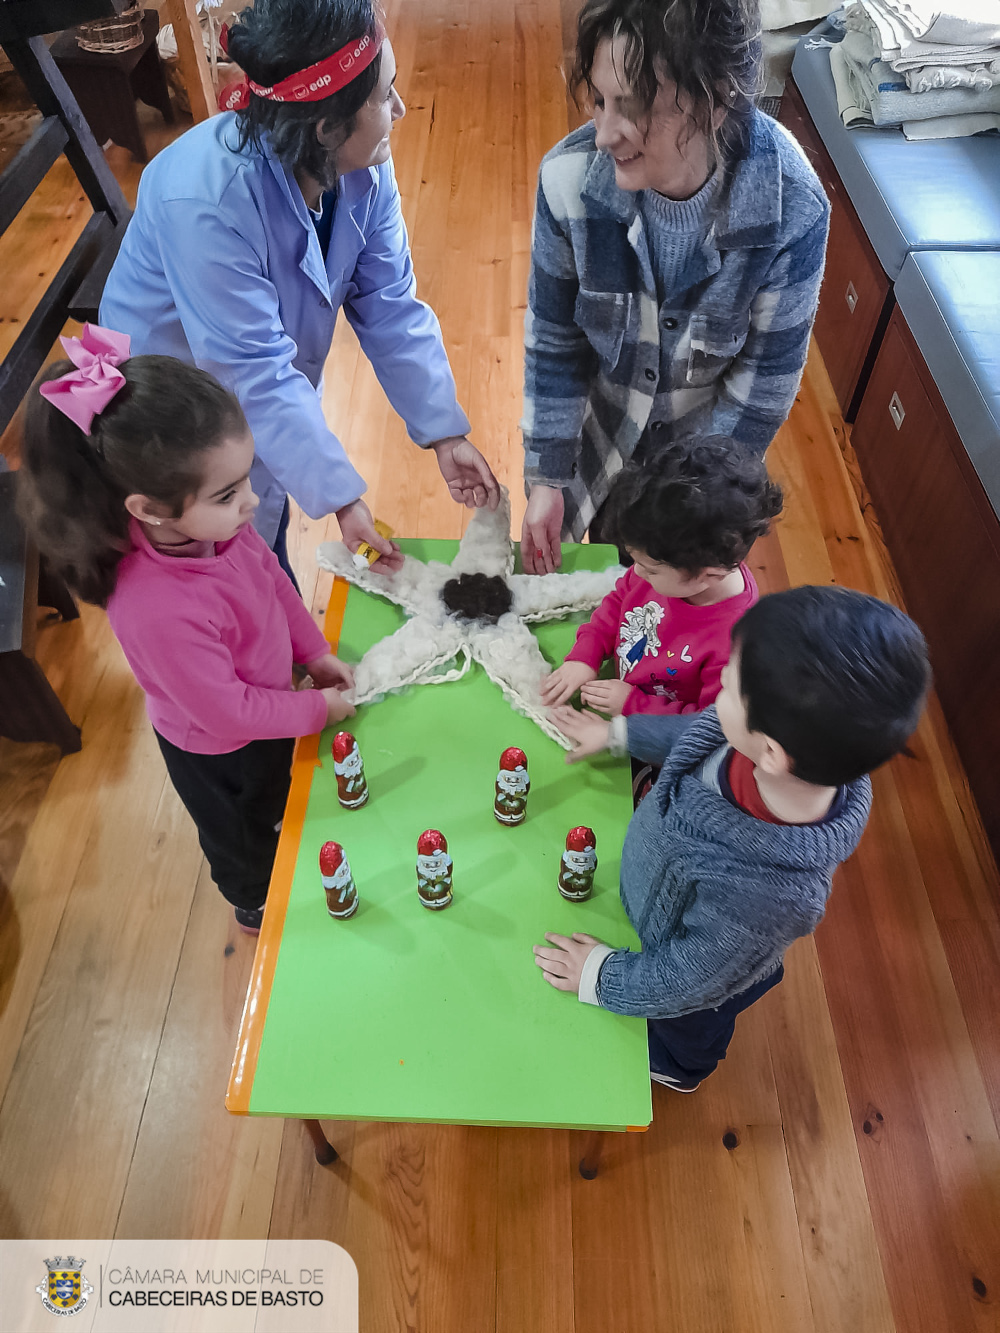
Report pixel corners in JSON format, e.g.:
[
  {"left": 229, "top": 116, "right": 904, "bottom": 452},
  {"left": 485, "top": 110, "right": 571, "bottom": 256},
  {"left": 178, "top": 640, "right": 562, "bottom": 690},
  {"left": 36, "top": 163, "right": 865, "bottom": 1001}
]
[
  {"left": 565, "top": 564, "right": 758, "bottom": 715},
  {"left": 107, "top": 519, "right": 330, "bottom": 753}
]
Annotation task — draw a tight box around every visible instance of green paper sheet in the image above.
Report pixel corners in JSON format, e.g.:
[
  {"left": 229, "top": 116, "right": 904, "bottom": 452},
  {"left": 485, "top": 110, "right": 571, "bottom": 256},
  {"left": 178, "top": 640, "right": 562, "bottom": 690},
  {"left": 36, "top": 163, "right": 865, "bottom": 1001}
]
[{"left": 249, "top": 542, "right": 652, "bottom": 1130}]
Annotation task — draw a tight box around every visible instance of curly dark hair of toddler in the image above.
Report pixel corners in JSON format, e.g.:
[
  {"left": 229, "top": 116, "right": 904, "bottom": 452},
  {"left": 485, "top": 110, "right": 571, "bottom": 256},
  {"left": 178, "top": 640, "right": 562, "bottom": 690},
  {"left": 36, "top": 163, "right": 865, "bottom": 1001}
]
[{"left": 601, "top": 433, "right": 783, "bottom": 574}]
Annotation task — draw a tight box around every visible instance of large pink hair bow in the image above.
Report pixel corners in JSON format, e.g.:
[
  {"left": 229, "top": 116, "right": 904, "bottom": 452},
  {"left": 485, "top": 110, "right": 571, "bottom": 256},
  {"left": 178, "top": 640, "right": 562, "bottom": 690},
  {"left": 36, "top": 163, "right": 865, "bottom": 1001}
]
[{"left": 38, "top": 323, "right": 131, "bottom": 434}]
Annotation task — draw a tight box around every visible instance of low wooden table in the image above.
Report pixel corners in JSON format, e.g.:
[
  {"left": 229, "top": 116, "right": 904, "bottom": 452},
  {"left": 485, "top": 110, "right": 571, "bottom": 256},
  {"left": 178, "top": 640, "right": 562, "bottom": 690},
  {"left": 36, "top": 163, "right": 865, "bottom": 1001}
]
[{"left": 227, "top": 541, "right": 651, "bottom": 1175}]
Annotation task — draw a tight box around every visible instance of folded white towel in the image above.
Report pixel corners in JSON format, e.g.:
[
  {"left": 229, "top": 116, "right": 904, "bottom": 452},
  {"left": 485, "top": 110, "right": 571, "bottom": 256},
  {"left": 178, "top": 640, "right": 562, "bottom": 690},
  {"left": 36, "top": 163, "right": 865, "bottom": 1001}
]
[
  {"left": 876, "top": 0, "right": 1000, "bottom": 48},
  {"left": 848, "top": 0, "right": 1000, "bottom": 70},
  {"left": 832, "top": 26, "right": 1000, "bottom": 127}
]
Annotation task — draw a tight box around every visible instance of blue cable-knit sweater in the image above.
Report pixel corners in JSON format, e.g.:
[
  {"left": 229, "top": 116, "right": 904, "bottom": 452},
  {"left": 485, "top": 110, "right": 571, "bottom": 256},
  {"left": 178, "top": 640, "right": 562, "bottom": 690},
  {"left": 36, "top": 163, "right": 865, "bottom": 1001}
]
[{"left": 587, "top": 708, "right": 872, "bottom": 1018}]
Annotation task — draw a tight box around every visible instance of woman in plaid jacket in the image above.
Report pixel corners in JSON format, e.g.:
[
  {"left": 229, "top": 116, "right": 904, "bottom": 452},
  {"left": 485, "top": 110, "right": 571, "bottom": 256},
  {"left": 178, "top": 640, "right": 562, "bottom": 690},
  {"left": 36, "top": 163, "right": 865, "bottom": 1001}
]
[{"left": 520, "top": 0, "right": 829, "bottom": 571}]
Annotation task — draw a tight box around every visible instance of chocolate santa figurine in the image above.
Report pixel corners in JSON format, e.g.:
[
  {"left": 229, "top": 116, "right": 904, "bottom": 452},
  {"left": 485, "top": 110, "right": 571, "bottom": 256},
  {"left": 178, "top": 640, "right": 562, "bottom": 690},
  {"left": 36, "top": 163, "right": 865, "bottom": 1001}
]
[
  {"left": 416, "top": 829, "right": 453, "bottom": 910},
  {"left": 493, "top": 747, "right": 530, "bottom": 825},
  {"left": 320, "top": 841, "right": 359, "bottom": 919},
  {"left": 332, "top": 731, "right": 369, "bottom": 809},
  {"left": 558, "top": 827, "right": 597, "bottom": 901}
]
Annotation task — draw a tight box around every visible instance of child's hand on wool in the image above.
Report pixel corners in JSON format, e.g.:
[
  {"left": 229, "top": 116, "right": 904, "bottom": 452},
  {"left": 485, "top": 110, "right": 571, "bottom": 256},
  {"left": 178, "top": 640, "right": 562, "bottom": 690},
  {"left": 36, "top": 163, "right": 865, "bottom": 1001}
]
[
  {"left": 533, "top": 932, "right": 604, "bottom": 993},
  {"left": 581, "top": 678, "right": 633, "bottom": 716},
  {"left": 321, "top": 688, "right": 356, "bottom": 725},
  {"left": 304, "top": 652, "right": 355, "bottom": 692},
  {"left": 548, "top": 705, "right": 611, "bottom": 763},
  {"left": 539, "top": 660, "right": 597, "bottom": 706}
]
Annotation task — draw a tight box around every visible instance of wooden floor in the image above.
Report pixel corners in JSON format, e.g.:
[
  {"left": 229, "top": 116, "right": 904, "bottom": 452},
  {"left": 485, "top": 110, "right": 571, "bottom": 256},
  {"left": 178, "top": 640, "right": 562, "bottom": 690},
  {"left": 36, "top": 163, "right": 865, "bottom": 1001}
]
[{"left": 2, "top": 1, "right": 1000, "bottom": 1329}]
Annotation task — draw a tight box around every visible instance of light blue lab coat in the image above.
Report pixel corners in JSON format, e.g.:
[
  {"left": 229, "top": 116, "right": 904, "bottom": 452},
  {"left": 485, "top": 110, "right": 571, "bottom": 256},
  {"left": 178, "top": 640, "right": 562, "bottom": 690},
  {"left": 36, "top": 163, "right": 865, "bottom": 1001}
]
[{"left": 101, "top": 114, "right": 470, "bottom": 544}]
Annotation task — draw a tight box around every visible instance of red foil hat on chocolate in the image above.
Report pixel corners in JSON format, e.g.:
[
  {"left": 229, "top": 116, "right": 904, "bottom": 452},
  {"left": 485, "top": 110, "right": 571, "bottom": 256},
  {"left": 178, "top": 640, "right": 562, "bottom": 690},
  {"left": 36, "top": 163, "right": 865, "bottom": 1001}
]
[
  {"left": 498, "top": 747, "right": 528, "bottom": 771},
  {"left": 319, "top": 841, "right": 345, "bottom": 875},
  {"left": 565, "top": 826, "right": 596, "bottom": 852},
  {"left": 417, "top": 829, "right": 448, "bottom": 856},
  {"left": 332, "top": 732, "right": 357, "bottom": 762}
]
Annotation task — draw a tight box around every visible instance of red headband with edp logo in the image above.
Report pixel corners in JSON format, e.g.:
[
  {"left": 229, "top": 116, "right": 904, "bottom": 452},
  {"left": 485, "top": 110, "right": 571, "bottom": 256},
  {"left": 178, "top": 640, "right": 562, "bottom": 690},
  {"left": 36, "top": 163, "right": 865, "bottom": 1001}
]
[{"left": 218, "top": 23, "right": 384, "bottom": 113}]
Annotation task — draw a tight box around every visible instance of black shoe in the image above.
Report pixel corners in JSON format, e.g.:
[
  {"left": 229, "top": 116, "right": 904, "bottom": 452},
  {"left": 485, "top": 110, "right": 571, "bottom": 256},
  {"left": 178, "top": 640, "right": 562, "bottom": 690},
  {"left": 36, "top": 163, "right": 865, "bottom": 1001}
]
[
  {"left": 234, "top": 905, "right": 265, "bottom": 935},
  {"left": 650, "top": 1069, "right": 701, "bottom": 1093}
]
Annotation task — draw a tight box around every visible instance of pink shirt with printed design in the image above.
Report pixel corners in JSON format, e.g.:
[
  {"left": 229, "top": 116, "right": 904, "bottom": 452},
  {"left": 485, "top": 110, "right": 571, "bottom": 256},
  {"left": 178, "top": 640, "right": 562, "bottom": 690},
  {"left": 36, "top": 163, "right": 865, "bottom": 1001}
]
[{"left": 565, "top": 563, "right": 758, "bottom": 715}]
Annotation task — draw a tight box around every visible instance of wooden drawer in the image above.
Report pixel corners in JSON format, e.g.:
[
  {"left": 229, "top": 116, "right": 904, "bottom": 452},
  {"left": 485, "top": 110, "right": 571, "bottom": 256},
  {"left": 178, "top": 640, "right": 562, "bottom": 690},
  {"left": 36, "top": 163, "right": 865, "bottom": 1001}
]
[
  {"left": 852, "top": 306, "right": 1000, "bottom": 858},
  {"left": 780, "top": 80, "right": 893, "bottom": 419}
]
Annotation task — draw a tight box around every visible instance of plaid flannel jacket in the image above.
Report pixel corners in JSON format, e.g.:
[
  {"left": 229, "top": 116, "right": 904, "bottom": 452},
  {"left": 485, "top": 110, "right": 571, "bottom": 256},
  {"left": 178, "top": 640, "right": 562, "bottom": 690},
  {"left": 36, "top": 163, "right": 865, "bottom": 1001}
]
[{"left": 521, "top": 111, "right": 830, "bottom": 539}]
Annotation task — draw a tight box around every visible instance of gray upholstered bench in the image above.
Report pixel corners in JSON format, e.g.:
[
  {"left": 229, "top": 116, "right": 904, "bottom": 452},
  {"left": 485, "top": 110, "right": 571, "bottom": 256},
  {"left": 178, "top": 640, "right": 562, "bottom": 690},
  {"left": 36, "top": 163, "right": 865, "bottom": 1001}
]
[{"left": 781, "top": 21, "right": 1000, "bottom": 415}]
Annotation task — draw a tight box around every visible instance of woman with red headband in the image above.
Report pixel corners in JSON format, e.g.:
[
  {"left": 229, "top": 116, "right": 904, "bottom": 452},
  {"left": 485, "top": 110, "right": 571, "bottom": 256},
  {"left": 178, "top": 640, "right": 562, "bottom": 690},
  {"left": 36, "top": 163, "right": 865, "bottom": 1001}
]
[{"left": 101, "top": 0, "right": 498, "bottom": 581}]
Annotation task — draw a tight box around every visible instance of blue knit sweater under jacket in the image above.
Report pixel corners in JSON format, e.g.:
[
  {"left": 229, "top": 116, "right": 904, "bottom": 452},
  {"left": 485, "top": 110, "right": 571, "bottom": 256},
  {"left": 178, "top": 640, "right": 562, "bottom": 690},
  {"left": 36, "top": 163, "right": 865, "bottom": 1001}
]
[{"left": 592, "top": 709, "right": 872, "bottom": 1018}]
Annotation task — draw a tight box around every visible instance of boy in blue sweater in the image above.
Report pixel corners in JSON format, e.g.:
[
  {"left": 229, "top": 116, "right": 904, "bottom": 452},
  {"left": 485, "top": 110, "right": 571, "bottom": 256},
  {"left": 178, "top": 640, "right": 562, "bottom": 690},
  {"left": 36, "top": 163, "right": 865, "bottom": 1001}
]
[{"left": 534, "top": 586, "right": 930, "bottom": 1091}]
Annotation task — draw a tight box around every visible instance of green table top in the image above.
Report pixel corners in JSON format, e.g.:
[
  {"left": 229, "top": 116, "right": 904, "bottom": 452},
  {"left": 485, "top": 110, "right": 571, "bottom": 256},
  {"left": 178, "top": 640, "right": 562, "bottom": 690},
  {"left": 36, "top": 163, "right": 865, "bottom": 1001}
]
[{"left": 247, "top": 540, "right": 652, "bottom": 1131}]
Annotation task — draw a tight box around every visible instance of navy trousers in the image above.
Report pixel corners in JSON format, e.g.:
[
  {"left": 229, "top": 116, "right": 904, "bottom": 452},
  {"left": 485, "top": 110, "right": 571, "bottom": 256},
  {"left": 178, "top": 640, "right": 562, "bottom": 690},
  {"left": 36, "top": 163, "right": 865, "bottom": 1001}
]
[
  {"left": 272, "top": 496, "right": 302, "bottom": 594},
  {"left": 647, "top": 965, "right": 785, "bottom": 1088}
]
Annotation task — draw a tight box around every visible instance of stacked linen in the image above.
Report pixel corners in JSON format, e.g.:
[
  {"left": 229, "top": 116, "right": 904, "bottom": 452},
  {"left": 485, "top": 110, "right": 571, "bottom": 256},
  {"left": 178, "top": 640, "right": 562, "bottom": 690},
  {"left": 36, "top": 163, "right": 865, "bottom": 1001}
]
[{"left": 829, "top": 0, "right": 1000, "bottom": 138}]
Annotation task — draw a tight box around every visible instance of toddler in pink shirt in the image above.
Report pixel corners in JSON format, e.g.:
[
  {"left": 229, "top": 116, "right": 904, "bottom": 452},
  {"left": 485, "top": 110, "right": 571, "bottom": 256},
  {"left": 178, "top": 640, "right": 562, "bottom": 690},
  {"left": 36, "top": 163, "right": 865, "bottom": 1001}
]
[{"left": 541, "top": 436, "right": 783, "bottom": 717}]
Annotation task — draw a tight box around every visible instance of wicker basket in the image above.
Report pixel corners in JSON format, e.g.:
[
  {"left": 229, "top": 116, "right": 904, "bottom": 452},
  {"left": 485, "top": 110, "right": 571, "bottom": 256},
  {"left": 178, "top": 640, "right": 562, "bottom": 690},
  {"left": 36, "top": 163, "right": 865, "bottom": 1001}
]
[{"left": 76, "top": 4, "right": 145, "bottom": 54}]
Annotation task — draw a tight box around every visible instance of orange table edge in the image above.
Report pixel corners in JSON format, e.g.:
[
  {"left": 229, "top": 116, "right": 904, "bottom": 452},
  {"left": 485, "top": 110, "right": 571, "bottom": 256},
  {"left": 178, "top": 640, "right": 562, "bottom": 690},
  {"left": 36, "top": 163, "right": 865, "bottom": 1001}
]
[{"left": 227, "top": 577, "right": 349, "bottom": 1114}]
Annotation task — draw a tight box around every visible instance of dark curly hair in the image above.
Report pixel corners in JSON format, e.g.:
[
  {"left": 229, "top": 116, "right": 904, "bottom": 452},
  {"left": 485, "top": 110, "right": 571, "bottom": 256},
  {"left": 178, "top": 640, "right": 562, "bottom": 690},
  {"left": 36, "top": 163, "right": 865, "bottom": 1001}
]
[
  {"left": 601, "top": 434, "right": 782, "bottom": 573},
  {"left": 18, "top": 357, "right": 246, "bottom": 607},
  {"left": 572, "top": 0, "right": 762, "bottom": 168},
  {"left": 225, "top": 0, "right": 382, "bottom": 189}
]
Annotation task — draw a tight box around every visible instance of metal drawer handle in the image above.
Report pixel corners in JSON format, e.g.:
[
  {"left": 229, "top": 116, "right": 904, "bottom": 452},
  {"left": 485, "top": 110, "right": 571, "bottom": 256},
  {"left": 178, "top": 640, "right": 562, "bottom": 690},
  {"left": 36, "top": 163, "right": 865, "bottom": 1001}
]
[
  {"left": 845, "top": 281, "right": 858, "bottom": 314},
  {"left": 888, "top": 391, "right": 905, "bottom": 430}
]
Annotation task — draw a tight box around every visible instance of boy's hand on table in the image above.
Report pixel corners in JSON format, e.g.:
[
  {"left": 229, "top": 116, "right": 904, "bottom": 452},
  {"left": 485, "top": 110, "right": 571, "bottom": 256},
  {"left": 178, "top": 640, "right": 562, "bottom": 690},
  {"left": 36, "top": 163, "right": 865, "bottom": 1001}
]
[
  {"left": 539, "top": 660, "right": 597, "bottom": 706},
  {"left": 533, "top": 932, "right": 604, "bottom": 993},
  {"left": 581, "top": 678, "right": 632, "bottom": 716},
  {"left": 304, "top": 653, "right": 355, "bottom": 691},
  {"left": 548, "top": 705, "right": 611, "bottom": 762}
]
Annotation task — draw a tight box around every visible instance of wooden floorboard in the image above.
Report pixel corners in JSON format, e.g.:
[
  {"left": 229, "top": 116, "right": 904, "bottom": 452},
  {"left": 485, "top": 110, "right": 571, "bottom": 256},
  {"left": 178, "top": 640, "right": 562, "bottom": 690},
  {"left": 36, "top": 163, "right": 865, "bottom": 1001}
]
[{"left": 0, "top": 0, "right": 998, "bottom": 1328}]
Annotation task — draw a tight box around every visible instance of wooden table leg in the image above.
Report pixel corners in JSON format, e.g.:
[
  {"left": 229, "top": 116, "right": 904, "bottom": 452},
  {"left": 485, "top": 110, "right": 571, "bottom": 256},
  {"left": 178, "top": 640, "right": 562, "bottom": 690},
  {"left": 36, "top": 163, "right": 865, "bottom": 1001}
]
[
  {"left": 578, "top": 1130, "right": 605, "bottom": 1179},
  {"left": 303, "top": 1118, "right": 338, "bottom": 1165}
]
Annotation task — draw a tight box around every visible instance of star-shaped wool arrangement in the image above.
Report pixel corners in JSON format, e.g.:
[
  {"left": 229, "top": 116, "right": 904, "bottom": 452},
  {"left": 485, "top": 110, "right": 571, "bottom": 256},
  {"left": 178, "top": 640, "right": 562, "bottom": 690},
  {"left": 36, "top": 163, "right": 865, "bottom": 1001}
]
[{"left": 316, "top": 490, "right": 621, "bottom": 747}]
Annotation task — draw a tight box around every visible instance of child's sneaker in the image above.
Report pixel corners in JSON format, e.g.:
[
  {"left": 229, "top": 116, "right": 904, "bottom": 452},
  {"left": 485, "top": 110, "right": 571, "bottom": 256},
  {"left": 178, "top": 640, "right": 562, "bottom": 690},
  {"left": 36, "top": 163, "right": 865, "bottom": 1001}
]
[
  {"left": 234, "top": 905, "right": 265, "bottom": 935},
  {"left": 650, "top": 1069, "right": 701, "bottom": 1093}
]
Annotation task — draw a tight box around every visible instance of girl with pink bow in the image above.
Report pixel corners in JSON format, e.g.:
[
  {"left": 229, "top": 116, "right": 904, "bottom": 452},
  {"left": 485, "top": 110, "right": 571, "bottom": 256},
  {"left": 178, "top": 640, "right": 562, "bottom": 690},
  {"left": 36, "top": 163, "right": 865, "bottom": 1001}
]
[{"left": 20, "top": 326, "right": 357, "bottom": 935}]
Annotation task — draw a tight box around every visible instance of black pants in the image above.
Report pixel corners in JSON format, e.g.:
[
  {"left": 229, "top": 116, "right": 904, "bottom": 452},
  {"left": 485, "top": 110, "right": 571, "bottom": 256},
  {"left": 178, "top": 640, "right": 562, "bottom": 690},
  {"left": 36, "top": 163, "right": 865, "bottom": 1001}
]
[
  {"left": 155, "top": 731, "right": 294, "bottom": 912},
  {"left": 647, "top": 965, "right": 785, "bottom": 1087}
]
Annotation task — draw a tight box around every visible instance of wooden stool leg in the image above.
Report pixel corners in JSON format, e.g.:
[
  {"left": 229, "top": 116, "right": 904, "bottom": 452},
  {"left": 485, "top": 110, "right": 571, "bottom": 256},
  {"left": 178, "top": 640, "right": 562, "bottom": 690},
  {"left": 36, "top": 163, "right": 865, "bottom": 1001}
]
[
  {"left": 578, "top": 1130, "right": 605, "bottom": 1179},
  {"left": 37, "top": 558, "right": 79, "bottom": 622},
  {"left": 0, "top": 652, "right": 81, "bottom": 754},
  {"left": 303, "top": 1118, "right": 338, "bottom": 1166},
  {"left": 132, "top": 43, "right": 175, "bottom": 124}
]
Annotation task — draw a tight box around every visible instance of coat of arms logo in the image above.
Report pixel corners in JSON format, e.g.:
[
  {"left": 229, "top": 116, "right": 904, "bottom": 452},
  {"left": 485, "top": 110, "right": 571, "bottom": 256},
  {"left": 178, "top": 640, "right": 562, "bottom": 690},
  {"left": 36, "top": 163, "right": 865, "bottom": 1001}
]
[{"left": 35, "top": 1256, "right": 93, "bottom": 1316}]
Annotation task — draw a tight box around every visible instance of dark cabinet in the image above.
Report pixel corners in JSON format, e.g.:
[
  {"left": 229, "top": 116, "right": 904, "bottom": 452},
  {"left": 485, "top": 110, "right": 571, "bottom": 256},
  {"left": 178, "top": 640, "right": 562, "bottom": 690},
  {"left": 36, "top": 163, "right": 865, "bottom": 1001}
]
[{"left": 779, "top": 80, "right": 893, "bottom": 419}]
